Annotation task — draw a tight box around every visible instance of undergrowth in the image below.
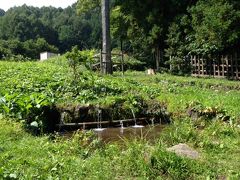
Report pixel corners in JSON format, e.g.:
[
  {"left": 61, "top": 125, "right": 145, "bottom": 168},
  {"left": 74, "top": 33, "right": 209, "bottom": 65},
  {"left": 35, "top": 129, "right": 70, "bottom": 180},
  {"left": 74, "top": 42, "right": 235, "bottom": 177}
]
[
  {"left": 1, "top": 117, "right": 240, "bottom": 179},
  {"left": 1, "top": 57, "right": 240, "bottom": 179},
  {"left": 1, "top": 58, "right": 240, "bottom": 132}
]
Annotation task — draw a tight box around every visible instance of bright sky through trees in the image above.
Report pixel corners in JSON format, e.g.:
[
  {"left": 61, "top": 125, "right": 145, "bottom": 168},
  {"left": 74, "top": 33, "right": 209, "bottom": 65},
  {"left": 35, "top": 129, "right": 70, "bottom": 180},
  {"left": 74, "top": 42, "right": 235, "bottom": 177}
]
[{"left": 1, "top": 0, "right": 77, "bottom": 11}]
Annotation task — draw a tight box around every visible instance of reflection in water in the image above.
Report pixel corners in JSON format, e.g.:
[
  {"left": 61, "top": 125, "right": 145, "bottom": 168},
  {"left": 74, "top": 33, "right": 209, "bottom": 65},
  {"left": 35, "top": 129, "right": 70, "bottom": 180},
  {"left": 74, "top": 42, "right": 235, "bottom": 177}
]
[{"left": 94, "top": 124, "right": 165, "bottom": 144}]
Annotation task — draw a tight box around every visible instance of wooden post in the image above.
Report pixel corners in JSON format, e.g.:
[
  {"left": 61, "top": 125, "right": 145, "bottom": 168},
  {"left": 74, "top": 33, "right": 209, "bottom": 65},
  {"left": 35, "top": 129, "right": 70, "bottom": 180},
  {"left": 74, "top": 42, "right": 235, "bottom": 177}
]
[
  {"left": 198, "top": 56, "right": 200, "bottom": 75},
  {"left": 100, "top": 49, "right": 103, "bottom": 73},
  {"left": 190, "top": 56, "right": 193, "bottom": 75},
  {"left": 155, "top": 47, "right": 160, "bottom": 72},
  {"left": 213, "top": 57, "right": 216, "bottom": 77},
  {"left": 235, "top": 53, "right": 239, "bottom": 79},
  {"left": 230, "top": 54, "right": 234, "bottom": 78},
  {"left": 194, "top": 55, "right": 197, "bottom": 75},
  {"left": 225, "top": 55, "right": 229, "bottom": 78},
  {"left": 170, "top": 56, "right": 172, "bottom": 71},
  {"left": 210, "top": 56, "right": 213, "bottom": 77},
  {"left": 218, "top": 56, "right": 221, "bottom": 77},
  {"left": 221, "top": 55, "right": 224, "bottom": 77},
  {"left": 120, "top": 40, "right": 124, "bottom": 76}
]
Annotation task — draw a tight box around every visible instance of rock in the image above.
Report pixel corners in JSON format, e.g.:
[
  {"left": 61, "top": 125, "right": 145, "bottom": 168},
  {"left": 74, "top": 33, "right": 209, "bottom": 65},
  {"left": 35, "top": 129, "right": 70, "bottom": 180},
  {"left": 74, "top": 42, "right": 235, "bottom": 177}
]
[
  {"left": 167, "top": 143, "right": 200, "bottom": 159},
  {"left": 30, "top": 121, "right": 38, "bottom": 127},
  {"left": 187, "top": 108, "right": 199, "bottom": 120},
  {"left": 147, "top": 68, "right": 155, "bottom": 75}
]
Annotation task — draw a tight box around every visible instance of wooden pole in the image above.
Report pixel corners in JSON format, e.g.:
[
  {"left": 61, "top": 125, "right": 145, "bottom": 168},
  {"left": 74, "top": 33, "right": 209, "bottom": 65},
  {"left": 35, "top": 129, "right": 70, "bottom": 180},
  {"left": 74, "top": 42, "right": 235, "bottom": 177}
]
[
  {"left": 155, "top": 47, "right": 160, "bottom": 72},
  {"left": 194, "top": 55, "right": 197, "bottom": 75},
  {"left": 170, "top": 56, "right": 172, "bottom": 71},
  {"left": 191, "top": 55, "right": 194, "bottom": 75},
  {"left": 213, "top": 57, "right": 216, "bottom": 77},
  {"left": 198, "top": 56, "right": 201, "bottom": 75},
  {"left": 120, "top": 40, "right": 124, "bottom": 76},
  {"left": 225, "top": 55, "right": 229, "bottom": 78},
  {"left": 101, "top": 0, "right": 112, "bottom": 74},
  {"left": 218, "top": 56, "right": 221, "bottom": 77},
  {"left": 221, "top": 55, "right": 224, "bottom": 77},
  {"left": 100, "top": 49, "right": 103, "bottom": 73},
  {"left": 230, "top": 54, "right": 234, "bottom": 78},
  {"left": 235, "top": 53, "right": 239, "bottom": 79}
]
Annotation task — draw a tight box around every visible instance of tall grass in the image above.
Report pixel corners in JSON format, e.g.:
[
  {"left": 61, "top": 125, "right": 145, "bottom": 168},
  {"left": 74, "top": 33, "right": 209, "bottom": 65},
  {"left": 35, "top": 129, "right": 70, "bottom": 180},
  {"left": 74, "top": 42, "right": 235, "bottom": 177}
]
[{"left": 1, "top": 117, "right": 240, "bottom": 179}]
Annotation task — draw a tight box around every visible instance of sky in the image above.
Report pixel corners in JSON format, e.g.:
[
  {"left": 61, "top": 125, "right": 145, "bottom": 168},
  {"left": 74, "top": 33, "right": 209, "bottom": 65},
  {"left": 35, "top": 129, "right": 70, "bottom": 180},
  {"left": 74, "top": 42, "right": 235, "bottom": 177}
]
[{"left": 1, "top": 0, "right": 78, "bottom": 11}]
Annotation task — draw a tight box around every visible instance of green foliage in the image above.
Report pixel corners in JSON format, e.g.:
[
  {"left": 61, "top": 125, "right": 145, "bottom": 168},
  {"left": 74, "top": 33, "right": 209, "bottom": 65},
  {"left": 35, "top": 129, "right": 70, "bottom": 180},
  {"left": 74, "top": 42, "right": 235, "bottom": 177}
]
[
  {"left": 0, "top": 4, "right": 101, "bottom": 55},
  {"left": 0, "top": 59, "right": 240, "bottom": 132},
  {"left": 150, "top": 148, "right": 207, "bottom": 179},
  {"left": 65, "top": 46, "right": 95, "bottom": 82},
  {"left": 0, "top": 6, "right": 58, "bottom": 44},
  {"left": 111, "top": 5, "right": 129, "bottom": 41},
  {"left": 76, "top": 0, "right": 100, "bottom": 15},
  {"left": 66, "top": 47, "right": 95, "bottom": 70},
  {"left": 0, "top": 93, "right": 55, "bottom": 133},
  {"left": 1, "top": 1, "right": 240, "bottom": 73},
  {"left": 188, "top": 0, "right": 240, "bottom": 54},
  {"left": 0, "top": 38, "right": 58, "bottom": 60},
  {"left": 166, "top": 0, "right": 240, "bottom": 74},
  {"left": 165, "top": 15, "right": 192, "bottom": 74},
  {"left": 111, "top": 49, "right": 145, "bottom": 70},
  {"left": 2, "top": 115, "right": 240, "bottom": 178},
  {"left": 111, "top": 0, "right": 194, "bottom": 67},
  {"left": 0, "top": 9, "right": 5, "bottom": 16},
  {"left": 0, "top": 59, "right": 240, "bottom": 178}
]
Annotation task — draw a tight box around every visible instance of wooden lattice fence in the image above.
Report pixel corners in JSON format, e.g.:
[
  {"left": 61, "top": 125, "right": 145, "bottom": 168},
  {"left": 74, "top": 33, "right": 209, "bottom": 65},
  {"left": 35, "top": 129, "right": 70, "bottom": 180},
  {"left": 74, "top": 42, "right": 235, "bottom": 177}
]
[{"left": 191, "top": 54, "right": 240, "bottom": 80}]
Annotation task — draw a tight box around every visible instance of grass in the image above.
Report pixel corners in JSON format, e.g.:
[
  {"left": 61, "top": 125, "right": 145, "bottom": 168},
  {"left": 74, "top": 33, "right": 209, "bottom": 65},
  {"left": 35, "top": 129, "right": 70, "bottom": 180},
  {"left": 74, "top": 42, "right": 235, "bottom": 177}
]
[
  {"left": 1, "top": 59, "right": 240, "bottom": 121},
  {"left": 1, "top": 117, "right": 240, "bottom": 179},
  {"left": 118, "top": 71, "right": 240, "bottom": 119},
  {"left": 1, "top": 57, "right": 240, "bottom": 178}
]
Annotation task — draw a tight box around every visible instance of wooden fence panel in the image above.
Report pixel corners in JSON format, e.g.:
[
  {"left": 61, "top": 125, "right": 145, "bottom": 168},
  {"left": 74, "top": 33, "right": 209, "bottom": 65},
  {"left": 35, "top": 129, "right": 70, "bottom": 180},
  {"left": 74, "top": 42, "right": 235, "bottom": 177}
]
[{"left": 191, "top": 54, "right": 240, "bottom": 80}]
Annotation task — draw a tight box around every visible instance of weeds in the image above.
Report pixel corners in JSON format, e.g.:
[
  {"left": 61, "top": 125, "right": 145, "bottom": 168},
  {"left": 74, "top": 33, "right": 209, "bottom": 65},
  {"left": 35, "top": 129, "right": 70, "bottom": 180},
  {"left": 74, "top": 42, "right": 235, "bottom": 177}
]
[{"left": 1, "top": 57, "right": 240, "bottom": 178}]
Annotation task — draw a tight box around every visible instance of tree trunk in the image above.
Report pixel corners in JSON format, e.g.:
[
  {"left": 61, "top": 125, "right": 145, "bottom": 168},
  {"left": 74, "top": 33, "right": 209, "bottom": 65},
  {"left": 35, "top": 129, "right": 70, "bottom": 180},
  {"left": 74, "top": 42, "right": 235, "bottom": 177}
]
[
  {"left": 101, "top": 0, "right": 112, "bottom": 74},
  {"left": 155, "top": 47, "right": 160, "bottom": 72}
]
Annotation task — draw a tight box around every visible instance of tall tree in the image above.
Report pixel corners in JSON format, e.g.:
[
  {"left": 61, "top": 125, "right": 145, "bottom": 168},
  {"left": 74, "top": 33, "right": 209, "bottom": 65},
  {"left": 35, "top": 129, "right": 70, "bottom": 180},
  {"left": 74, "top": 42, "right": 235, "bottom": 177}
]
[
  {"left": 101, "top": 0, "right": 112, "bottom": 74},
  {"left": 77, "top": 0, "right": 113, "bottom": 74}
]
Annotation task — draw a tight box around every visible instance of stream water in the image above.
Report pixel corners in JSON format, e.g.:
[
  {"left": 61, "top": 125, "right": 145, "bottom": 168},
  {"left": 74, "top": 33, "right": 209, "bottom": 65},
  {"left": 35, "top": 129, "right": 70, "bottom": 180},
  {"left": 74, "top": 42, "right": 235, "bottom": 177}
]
[
  {"left": 93, "top": 124, "right": 165, "bottom": 143},
  {"left": 61, "top": 124, "right": 165, "bottom": 144}
]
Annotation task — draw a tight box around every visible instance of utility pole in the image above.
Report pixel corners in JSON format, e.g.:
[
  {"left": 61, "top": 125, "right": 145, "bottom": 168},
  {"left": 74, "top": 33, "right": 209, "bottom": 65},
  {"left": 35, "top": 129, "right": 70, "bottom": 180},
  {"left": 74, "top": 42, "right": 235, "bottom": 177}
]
[{"left": 101, "top": 0, "right": 112, "bottom": 74}]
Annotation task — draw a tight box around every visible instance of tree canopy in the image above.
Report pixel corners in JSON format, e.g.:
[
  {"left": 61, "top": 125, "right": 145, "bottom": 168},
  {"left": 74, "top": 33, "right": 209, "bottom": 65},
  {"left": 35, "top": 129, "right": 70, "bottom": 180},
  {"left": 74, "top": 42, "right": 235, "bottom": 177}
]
[
  {"left": 0, "top": 9, "right": 5, "bottom": 16},
  {"left": 0, "top": 4, "right": 101, "bottom": 59},
  {"left": 1, "top": 0, "right": 240, "bottom": 74}
]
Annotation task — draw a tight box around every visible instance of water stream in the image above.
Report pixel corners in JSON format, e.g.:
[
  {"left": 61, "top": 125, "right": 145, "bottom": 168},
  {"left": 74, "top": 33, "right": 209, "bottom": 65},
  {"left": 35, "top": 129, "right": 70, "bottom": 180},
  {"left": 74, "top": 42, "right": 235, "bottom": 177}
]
[
  {"left": 62, "top": 124, "right": 165, "bottom": 144},
  {"left": 131, "top": 109, "right": 144, "bottom": 128},
  {"left": 61, "top": 108, "right": 165, "bottom": 144},
  {"left": 94, "top": 108, "right": 105, "bottom": 132},
  {"left": 94, "top": 124, "right": 164, "bottom": 144}
]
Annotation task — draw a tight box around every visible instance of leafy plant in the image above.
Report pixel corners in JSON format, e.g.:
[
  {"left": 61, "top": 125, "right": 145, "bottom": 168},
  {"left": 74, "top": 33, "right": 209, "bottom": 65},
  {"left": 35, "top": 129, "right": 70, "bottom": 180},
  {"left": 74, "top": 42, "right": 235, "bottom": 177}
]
[{"left": 65, "top": 46, "right": 95, "bottom": 82}]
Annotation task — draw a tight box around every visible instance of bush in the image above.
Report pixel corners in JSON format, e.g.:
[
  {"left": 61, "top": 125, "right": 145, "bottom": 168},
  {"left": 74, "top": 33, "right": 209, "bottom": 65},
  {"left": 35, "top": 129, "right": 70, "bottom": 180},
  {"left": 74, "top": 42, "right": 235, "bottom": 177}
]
[{"left": 0, "top": 38, "right": 58, "bottom": 60}]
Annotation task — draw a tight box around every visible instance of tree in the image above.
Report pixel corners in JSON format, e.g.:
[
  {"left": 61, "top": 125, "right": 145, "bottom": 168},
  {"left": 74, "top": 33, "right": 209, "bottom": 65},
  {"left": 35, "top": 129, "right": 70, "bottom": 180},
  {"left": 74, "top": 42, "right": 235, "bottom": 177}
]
[
  {"left": 0, "top": 4, "right": 103, "bottom": 54},
  {"left": 77, "top": 0, "right": 113, "bottom": 74},
  {"left": 0, "top": 9, "right": 5, "bottom": 16},
  {"left": 0, "top": 38, "right": 58, "bottom": 60},
  {"left": 101, "top": 0, "right": 112, "bottom": 74},
  {"left": 0, "top": 6, "right": 58, "bottom": 44},
  {"left": 165, "top": 0, "right": 240, "bottom": 74},
  {"left": 166, "top": 0, "right": 240, "bottom": 56},
  {"left": 188, "top": 0, "right": 240, "bottom": 54}
]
